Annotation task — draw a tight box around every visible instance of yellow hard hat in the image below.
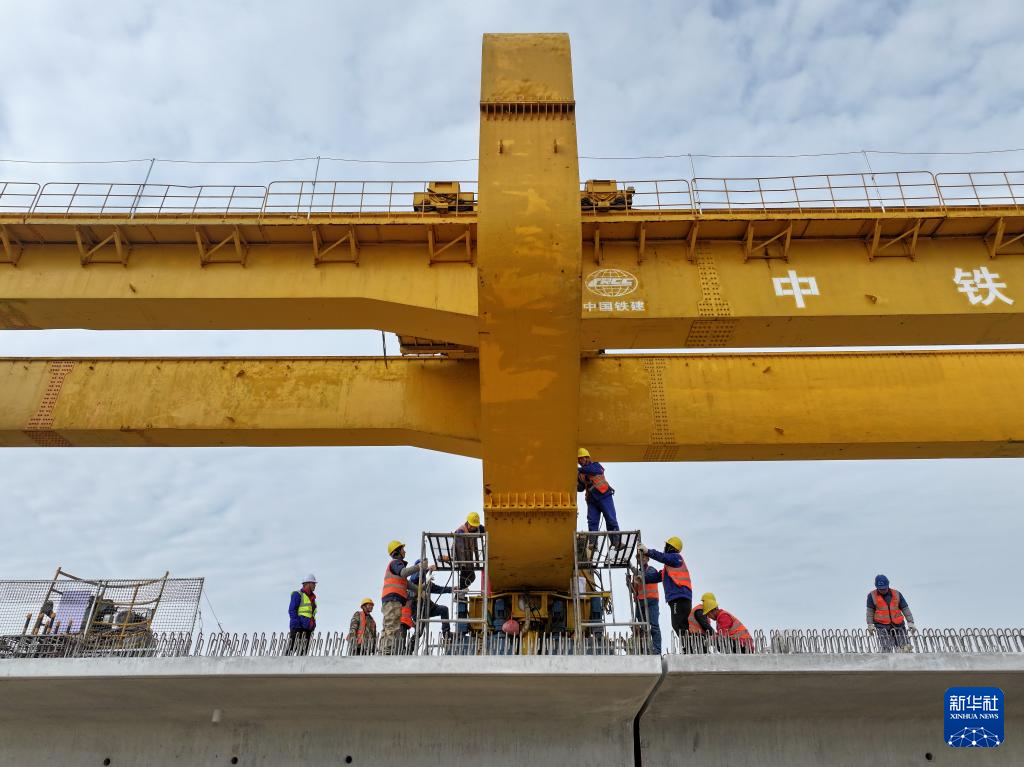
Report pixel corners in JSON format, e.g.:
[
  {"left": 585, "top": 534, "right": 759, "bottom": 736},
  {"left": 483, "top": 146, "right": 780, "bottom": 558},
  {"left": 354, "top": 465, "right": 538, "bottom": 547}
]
[
  {"left": 701, "top": 592, "right": 718, "bottom": 612},
  {"left": 577, "top": 448, "right": 591, "bottom": 458},
  {"left": 360, "top": 598, "right": 374, "bottom": 607},
  {"left": 467, "top": 512, "right": 481, "bottom": 526},
  {"left": 387, "top": 539, "right": 405, "bottom": 556},
  {"left": 665, "top": 536, "right": 683, "bottom": 552}
]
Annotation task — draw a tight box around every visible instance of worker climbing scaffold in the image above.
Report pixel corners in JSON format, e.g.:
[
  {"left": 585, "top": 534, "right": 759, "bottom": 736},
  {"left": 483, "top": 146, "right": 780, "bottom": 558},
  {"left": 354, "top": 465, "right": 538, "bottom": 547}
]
[{"left": 577, "top": 448, "right": 622, "bottom": 547}]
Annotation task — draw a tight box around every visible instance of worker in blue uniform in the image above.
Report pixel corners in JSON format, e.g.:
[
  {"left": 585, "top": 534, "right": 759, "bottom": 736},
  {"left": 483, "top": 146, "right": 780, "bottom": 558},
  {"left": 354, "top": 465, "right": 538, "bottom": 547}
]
[
  {"left": 408, "top": 561, "right": 455, "bottom": 641},
  {"left": 639, "top": 536, "right": 692, "bottom": 641},
  {"left": 632, "top": 551, "right": 663, "bottom": 654},
  {"left": 577, "top": 448, "right": 621, "bottom": 546}
]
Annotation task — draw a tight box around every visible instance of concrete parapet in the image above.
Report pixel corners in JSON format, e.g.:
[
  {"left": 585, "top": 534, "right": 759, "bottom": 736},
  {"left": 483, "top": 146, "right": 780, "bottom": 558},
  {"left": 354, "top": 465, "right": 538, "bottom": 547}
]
[
  {"left": 639, "top": 654, "right": 1024, "bottom": 766},
  {"left": 0, "top": 655, "right": 660, "bottom": 766}
]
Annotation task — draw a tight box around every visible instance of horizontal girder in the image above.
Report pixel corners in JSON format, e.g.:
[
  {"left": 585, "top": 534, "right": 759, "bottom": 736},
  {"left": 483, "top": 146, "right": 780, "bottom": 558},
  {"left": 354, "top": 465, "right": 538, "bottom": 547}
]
[
  {"left": 2, "top": 351, "right": 1020, "bottom": 459},
  {"left": 3, "top": 209, "right": 1023, "bottom": 349}
]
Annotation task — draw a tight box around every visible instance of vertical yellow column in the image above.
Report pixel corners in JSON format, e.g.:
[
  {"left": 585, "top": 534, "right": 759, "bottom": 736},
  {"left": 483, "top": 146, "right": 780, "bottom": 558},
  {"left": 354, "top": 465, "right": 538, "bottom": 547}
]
[{"left": 477, "top": 34, "right": 582, "bottom": 591}]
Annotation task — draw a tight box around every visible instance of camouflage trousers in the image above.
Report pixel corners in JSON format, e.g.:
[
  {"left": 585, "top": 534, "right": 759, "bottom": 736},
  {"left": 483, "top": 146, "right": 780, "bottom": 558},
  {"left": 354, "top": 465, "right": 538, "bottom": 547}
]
[{"left": 381, "top": 600, "right": 403, "bottom": 654}]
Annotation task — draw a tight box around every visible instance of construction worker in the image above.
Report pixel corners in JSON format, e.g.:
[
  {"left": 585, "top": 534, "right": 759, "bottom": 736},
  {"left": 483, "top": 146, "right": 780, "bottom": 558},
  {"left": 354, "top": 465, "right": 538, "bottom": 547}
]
[
  {"left": 287, "top": 574, "right": 318, "bottom": 655},
  {"left": 701, "top": 592, "right": 753, "bottom": 653},
  {"left": 381, "top": 540, "right": 434, "bottom": 654},
  {"left": 453, "top": 512, "right": 485, "bottom": 589},
  {"left": 409, "top": 561, "right": 455, "bottom": 641},
  {"left": 867, "top": 574, "right": 916, "bottom": 652},
  {"left": 639, "top": 537, "right": 691, "bottom": 640},
  {"left": 576, "top": 448, "right": 621, "bottom": 545},
  {"left": 631, "top": 551, "right": 663, "bottom": 654},
  {"left": 348, "top": 598, "right": 377, "bottom": 655},
  {"left": 687, "top": 598, "right": 715, "bottom": 637}
]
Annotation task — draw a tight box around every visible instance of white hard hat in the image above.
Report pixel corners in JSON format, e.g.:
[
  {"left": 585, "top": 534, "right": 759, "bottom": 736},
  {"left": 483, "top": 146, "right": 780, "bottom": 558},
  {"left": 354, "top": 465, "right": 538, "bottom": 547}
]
[{"left": 302, "top": 573, "right": 318, "bottom": 584}]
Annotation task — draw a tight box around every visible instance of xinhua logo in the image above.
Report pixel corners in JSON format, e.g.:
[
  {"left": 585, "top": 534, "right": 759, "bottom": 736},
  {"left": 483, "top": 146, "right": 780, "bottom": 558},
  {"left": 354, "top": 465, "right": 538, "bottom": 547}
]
[
  {"left": 945, "top": 687, "right": 1003, "bottom": 747},
  {"left": 585, "top": 268, "right": 638, "bottom": 298}
]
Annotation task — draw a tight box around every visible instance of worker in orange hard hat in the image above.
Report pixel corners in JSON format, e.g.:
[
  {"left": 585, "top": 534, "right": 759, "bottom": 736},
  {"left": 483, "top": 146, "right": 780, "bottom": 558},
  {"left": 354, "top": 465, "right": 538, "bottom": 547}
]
[
  {"left": 577, "top": 448, "right": 622, "bottom": 547},
  {"left": 381, "top": 540, "right": 434, "bottom": 655},
  {"left": 348, "top": 598, "right": 377, "bottom": 655}
]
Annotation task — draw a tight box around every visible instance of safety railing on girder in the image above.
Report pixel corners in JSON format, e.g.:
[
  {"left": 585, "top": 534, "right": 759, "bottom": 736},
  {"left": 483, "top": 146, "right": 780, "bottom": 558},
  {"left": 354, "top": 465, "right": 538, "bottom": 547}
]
[
  {"left": 2, "top": 627, "right": 1022, "bottom": 659},
  {"left": 0, "top": 171, "right": 1022, "bottom": 216}
]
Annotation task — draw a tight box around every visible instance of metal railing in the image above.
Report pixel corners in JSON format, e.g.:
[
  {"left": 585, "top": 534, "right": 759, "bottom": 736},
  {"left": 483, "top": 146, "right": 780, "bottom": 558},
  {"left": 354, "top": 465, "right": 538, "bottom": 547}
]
[
  {"left": 3, "top": 627, "right": 1021, "bottom": 659},
  {"left": 0, "top": 171, "right": 1021, "bottom": 216}
]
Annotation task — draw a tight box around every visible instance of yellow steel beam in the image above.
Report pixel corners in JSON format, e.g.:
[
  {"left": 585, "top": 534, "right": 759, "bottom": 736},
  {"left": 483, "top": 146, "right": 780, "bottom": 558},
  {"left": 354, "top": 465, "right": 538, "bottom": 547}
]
[
  {"left": 0, "top": 357, "right": 479, "bottom": 453},
  {"left": 1, "top": 351, "right": 1020, "bottom": 458},
  {"left": 4, "top": 208, "right": 1024, "bottom": 350},
  {"left": 581, "top": 211, "right": 1024, "bottom": 349},
  {"left": 476, "top": 34, "right": 583, "bottom": 590},
  {"left": 0, "top": 218, "right": 477, "bottom": 345}
]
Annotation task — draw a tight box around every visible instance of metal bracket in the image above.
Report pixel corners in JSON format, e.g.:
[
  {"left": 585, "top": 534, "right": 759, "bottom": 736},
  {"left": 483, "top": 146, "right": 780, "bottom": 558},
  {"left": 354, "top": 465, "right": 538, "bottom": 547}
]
[
  {"left": 866, "top": 219, "right": 920, "bottom": 261},
  {"left": 428, "top": 226, "right": 473, "bottom": 265},
  {"left": 75, "top": 225, "right": 131, "bottom": 266},
  {"left": 636, "top": 222, "right": 646, "bottom": 264},
  {"left": 195, "top": 226, "right": 248, "bottom": 267},
  {"left": 593, "top": 225, "right": 603, "bottom": 264},
  {"left": 313, "top": 225, "right": 359, "bottom": 266},
  {"left": 686, "top": 221, "right": 700, "bottom": 263},
  {"left": 0, "top": 225, "right": 23, "bottom": 266},
  {"left": 986, "top": 218, "right": 1024, "bottom": 259},
  {"left": 743, "top": 222, "right": 791, "bottom": 262}
]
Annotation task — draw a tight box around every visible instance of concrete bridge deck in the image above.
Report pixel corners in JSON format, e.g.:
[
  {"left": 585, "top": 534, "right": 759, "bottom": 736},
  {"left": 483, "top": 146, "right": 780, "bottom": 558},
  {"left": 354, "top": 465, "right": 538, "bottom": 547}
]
[{"left": 1, "top": 653, "right": 1021, "bottom": 766}]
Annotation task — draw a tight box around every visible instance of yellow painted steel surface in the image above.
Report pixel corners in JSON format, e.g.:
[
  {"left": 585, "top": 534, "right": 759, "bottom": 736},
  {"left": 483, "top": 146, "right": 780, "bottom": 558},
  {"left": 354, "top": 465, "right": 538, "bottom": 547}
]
[
  {"left": 475, "top": 34, "right": 583, "bottom": 591},
  {"left": 2, "top": 353, "right": 1020, "bottom": 459},
  {"left": 0, "top": 221, "right": 477, "bottom": 344},
  {"left": 3, "top": 210, "right": 1024, "bottom": 349}
]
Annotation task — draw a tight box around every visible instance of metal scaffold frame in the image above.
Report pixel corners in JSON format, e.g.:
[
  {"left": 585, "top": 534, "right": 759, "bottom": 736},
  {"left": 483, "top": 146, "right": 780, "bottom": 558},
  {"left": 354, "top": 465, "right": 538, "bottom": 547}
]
[
  {"left": 416, "top": 530, "right": 489, "bottom": 654},
  {"left": 573, "top": 530, "right": 651, "bottom": 654}
]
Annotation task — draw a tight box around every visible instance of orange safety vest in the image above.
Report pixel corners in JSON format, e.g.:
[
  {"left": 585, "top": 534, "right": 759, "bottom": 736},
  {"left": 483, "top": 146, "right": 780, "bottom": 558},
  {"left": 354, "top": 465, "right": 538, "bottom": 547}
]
[
  {"left": 687, "top": 603, "right": 706, "bottom": 634},
  {"left": 718, "top": 609, "right": 751, "bottom": 643},
  {"left": 871, "top": 589, "right": 905, "bottom": 625},
  {"left": 382, "top": 561, "right": 408, "bottom": 601},
  {"left": 663, "top": 560, "right": 692, "bottom": 591},
  {"left": 356, "top": 612, "right": 368, "bottom": 643},
  {"left": 589, "top": 473, "right": 610, "bottom": 494},
  {"left": 401, "top": 604, "right": 414, "bottom": 629},
  {"left": 633, "top": 576, "right": 660, "bottom": 601}
]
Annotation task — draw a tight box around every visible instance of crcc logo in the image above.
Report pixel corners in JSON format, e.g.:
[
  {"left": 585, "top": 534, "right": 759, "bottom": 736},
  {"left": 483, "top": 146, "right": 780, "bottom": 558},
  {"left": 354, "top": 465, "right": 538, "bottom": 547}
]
[{"left": 585, "top": 269, "right": 638, "bottom": 298}]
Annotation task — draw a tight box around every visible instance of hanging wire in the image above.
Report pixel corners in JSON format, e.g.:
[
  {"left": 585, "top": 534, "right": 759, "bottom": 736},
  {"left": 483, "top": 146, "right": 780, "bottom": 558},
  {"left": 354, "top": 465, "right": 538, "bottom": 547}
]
[{"left": 203, "top": 591, "right": 226, "bottom": 633}]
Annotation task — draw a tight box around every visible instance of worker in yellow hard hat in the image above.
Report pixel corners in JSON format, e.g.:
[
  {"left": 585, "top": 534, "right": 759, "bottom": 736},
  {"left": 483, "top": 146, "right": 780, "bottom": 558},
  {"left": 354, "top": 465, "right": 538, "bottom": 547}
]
[
  {"left": 686, "top": 592, "right": 717, "bottom": 653},
  {"left": 699, "top": 592, "right": 753, "bottom": 653},
  {"left": 576, "top": 448, "right": 622, "bottom": 547},
  {"left": 381, "top": 539, "right": 434, "bottom": 654},
  {"left": 348, "top": 597, "right": 377, "bottom": 655},
  {"left": 638, "top": 536, "right": 692, "bottom": 641},
  {"left": 453, "top": 511, "right": 487, "bottom": 634}
]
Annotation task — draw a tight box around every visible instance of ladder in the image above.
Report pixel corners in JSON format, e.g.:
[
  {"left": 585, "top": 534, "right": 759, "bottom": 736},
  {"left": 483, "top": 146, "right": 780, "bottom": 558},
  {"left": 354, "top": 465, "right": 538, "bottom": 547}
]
[{"left": 415, "top": 530, "right": 489, "bottom": 654}]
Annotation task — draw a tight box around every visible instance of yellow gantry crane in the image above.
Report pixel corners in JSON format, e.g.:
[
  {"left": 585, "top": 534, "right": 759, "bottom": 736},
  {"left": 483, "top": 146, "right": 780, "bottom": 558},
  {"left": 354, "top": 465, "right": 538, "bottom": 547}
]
[{"left": 1, "top": 34, "right": 1023, "bottom": 605}]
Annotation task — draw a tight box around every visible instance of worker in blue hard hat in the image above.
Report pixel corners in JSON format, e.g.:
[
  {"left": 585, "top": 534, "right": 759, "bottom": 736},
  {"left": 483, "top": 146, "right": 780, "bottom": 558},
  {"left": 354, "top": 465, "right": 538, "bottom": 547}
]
[
  {"left": 287, "top": 574, "right": 318, "bottom": 655},
  {"left": 577, "top": 448, "right": 621, "bottom": 546},
  {"left": 867, "top": 574, "right": 916, "bottom": 652},
  {"left": 382, "top": 540, "right": 434, "bottom": 654}
]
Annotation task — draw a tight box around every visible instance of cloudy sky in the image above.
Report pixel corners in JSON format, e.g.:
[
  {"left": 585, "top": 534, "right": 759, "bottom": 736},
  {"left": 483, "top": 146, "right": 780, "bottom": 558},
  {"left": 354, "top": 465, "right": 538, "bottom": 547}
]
[{"left": 1, "top": 0, "right": 1022, "bottom": 638}]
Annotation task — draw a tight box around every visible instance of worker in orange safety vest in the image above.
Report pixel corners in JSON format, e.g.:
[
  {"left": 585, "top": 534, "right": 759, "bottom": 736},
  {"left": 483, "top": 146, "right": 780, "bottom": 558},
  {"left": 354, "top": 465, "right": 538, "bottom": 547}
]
[{"left": 348, "top": 598, "right": 377, "bottom": 655}]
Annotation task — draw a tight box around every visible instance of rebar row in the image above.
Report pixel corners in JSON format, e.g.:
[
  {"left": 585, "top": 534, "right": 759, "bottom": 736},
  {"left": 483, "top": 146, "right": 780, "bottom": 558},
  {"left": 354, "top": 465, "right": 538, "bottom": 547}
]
[{"left": 3, "top": 627, "right": 1022, "bottom": 660}]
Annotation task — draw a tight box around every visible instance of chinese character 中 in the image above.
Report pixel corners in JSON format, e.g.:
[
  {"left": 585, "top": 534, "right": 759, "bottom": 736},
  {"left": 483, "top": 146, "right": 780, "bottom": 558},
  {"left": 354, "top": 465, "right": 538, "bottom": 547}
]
[
  {"left": 772, "top": 270, "right": 820, "bottom": 309},
  {"left": 583, "top": 301, "right": 597, "bottom": 312},
  {"left": 954, "top": 266, "right": 1014, "bottom": 306}
]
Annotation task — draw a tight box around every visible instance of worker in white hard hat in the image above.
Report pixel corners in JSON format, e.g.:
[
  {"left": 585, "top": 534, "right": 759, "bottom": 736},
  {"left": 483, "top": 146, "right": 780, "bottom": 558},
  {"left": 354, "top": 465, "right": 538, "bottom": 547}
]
[
  {"left": 287, "top": 574, "right": 318, "bottom": 655},
  {"left": 381, "top": 540, "right": 434, "bottom": 654},
  {"left": 577, "top": 448, "right": 622, "bottom": 547},
  {"left": 348, "top": 598, "right": 377, "bottom": 655}
]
